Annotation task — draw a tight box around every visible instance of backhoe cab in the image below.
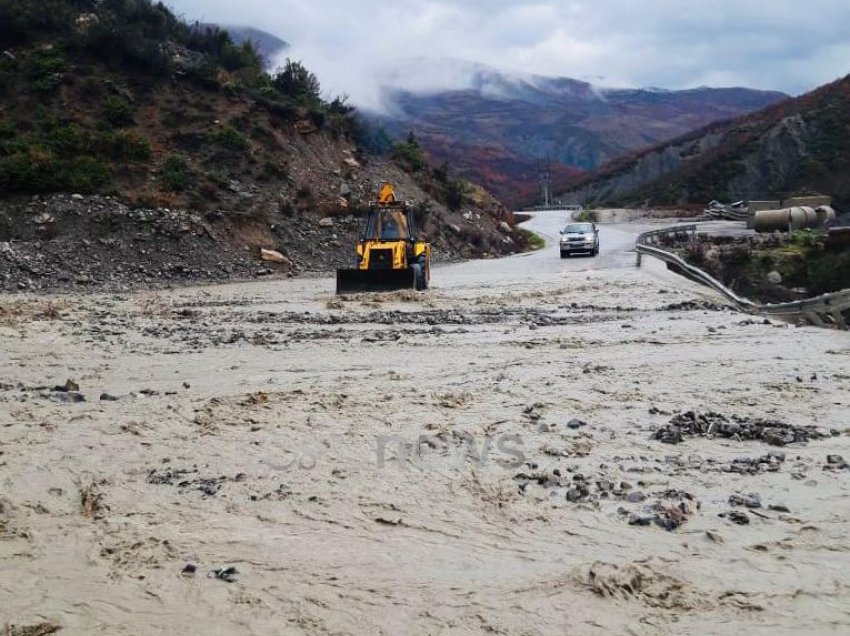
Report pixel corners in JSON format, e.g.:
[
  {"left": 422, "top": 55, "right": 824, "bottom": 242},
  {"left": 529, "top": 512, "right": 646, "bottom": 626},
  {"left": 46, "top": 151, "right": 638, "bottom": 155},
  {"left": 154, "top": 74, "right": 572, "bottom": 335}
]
[{"left": 335, "top": 183, "right": 431, "bottom": 294}]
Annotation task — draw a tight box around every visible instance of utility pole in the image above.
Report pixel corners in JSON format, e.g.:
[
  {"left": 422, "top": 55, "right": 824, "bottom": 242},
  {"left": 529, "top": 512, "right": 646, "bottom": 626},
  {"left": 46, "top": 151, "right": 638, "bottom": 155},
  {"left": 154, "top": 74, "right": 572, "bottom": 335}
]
[{"left": 537, "top": 157, "right": 552, "bottom": 208}]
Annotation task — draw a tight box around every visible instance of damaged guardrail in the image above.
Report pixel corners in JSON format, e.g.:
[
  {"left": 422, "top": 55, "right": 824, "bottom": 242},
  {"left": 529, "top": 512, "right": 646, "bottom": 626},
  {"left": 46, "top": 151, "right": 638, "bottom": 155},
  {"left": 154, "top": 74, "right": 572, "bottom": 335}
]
[{"left": 636, "top": 225, "right": 850, "bottom": 329}]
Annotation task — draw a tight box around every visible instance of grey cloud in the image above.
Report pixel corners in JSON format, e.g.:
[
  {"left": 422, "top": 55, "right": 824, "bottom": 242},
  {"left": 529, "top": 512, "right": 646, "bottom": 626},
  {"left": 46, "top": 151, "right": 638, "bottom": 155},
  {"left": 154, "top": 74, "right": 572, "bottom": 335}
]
[{"left": 166, "top": 0, "right": 850, "bottom": 105}]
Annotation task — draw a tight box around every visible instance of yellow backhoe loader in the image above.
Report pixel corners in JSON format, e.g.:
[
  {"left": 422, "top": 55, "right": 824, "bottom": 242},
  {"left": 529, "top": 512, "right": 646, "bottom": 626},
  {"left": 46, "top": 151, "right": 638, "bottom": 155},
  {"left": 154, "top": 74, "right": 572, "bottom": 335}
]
[{"left": 336, "top": 183, "right": 431, "bottom": 294}]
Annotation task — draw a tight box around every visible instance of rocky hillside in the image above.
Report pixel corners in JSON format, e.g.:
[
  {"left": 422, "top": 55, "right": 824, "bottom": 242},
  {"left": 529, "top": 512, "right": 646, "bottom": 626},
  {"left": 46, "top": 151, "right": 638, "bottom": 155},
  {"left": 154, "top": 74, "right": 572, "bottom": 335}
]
[
  {"left": 0, "top": 0, "right": 526, "bottom": 291},
  {"left": 372, "top": 59, "right": 787, "bottom": 204},
  {"left": 560, "top": 74, "right": 850, "bottom": 209}
]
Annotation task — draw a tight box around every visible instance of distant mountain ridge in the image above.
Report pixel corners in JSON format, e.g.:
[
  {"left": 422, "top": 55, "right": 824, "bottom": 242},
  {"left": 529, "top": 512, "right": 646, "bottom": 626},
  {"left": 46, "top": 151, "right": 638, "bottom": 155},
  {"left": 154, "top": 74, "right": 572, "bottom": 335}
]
[
  {"left": 557, "top": 73, "right": 850, "bottom": 209},
  {"left": 370, "top": 59, "right": 788, "bottom": 204},
  {"left": 198, "top": 24, "right": 289, "bottom": 64}
]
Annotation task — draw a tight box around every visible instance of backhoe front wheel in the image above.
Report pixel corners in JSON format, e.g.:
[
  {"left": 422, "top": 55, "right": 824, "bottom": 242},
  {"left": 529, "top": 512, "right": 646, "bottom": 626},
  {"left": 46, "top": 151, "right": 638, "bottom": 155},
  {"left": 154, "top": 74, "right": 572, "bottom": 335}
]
[{"left": 412, "top": 263, "right": 428, "bottom": 291}]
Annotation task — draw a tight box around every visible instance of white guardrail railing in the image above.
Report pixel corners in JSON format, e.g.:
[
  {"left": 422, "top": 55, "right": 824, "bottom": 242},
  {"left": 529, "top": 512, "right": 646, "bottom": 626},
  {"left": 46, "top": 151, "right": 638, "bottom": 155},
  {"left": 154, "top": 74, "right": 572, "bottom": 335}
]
[{"left": 636, "top": 225, "right": 850, "bottom": 329}]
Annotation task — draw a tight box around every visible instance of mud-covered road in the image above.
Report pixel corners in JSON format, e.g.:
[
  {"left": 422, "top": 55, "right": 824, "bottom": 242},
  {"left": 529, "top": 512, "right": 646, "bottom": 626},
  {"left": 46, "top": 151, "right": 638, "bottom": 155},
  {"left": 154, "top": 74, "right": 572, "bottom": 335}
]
[{"left": 2, "top": 212, "right": 849, "bottom": 635}]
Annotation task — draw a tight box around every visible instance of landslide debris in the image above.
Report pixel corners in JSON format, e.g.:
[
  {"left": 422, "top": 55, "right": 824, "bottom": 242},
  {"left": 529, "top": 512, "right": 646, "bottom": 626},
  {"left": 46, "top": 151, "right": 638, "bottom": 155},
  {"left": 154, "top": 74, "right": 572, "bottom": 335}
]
[{"left": 652, "top": 411, "right": 829, "bottom": 446}]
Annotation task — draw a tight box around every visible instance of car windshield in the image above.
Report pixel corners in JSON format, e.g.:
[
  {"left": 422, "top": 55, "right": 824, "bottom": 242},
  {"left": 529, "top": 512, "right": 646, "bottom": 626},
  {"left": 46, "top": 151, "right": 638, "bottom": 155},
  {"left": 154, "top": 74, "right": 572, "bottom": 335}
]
[{"left": 563, "top": 223, "right": 593, "bottom": 233}]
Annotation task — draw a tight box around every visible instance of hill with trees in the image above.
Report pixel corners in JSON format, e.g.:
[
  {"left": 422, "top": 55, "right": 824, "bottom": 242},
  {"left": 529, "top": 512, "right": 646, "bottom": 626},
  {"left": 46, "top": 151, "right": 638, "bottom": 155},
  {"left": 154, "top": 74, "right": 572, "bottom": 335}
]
[
  {"left": 557, "top": 74, "right": 850, "bottom": 209},
  {"left": 0, "top": 0, "right": 525, "bottom": 290}
]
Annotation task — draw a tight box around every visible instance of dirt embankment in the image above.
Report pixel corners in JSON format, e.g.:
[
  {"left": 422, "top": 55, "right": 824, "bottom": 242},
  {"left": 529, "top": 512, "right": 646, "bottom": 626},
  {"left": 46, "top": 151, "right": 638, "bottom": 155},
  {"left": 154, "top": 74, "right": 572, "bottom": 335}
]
[
  {"left": 679, "top": 231, "right": 850, "bottom": 303},
  {"left": 0, "top": 186, "right": 525, "bottom": 292}
]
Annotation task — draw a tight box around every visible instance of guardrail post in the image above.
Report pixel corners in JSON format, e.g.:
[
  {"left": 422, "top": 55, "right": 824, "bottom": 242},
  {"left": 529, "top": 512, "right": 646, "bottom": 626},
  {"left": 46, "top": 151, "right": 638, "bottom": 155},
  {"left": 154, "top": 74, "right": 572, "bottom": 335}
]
[{"left": 636, "top": 251, "right": 642, "bottom": 268}]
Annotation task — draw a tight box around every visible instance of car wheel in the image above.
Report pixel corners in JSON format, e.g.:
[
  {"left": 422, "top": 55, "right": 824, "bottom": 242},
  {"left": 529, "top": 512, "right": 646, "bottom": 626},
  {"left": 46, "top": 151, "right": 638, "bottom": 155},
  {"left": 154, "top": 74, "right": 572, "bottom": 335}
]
[{"left": 560, "top": 251, "right": 568, "bottom": 259}]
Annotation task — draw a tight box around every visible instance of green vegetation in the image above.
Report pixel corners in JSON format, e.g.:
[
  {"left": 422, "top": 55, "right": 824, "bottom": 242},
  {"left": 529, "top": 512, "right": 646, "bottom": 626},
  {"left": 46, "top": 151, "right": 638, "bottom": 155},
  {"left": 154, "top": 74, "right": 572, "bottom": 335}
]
[
  {"left": 683, "top": 232, "right": 849, "bottom": 302},
  {"left": 351, "top": 118, "right": 394, "bottom": 156},
  {"left": 25, "top": 46, "right": 68, "bottom": 93},
  {"left": 392, "top": 132, "right": 428, "bottom": 173},
  {"left": 98, "top": 131, "right": 151, "bottom": 161},
  {"left": 102, "top": 95, "right": 135, "bottom": 127},
  {"left": 789, "top": 228, "right": 825, "bottom": 251},
  {"left": 574, "top": 210, "right": 598, "bottom": 222},
  {"left": 161, "top": 154, "right": 192, "bottom": 191},
  {"left": 520, "top": 229, "right": 546, "bottom": 251},
  {"left": 0, "top": 145, "right": 109, "bottom": 193},
  {"left": 0, "top": 0, "right": 388, "bottom": 203},
  {"left": 212, "top": 126, "right": 249, "bottom": 151},
  {"left": 0, "top": 118, "right": 138, "bottom": 193},
  {"left": 270, "top": 60, "right": 320, "bottom": 106}
]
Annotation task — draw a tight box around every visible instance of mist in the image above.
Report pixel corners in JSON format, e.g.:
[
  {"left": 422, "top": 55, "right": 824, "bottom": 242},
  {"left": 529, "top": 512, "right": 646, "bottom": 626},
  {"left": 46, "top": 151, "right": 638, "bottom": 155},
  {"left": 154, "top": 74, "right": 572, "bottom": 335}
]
[{"left": 166, "top": 0, "right": 850, "bottom": 110}]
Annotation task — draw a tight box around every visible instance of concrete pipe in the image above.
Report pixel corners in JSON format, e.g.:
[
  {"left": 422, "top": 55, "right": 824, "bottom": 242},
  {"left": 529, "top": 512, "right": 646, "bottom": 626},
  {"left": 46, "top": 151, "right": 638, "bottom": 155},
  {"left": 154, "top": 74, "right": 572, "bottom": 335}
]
[
  {"left": 788, "top": 206, "right": 819, "bottom": 230},
  {"left": 816, "top": 205, "right": 837, "bottom": 225},
  {"left": 753, "top": 208, "right": 792, "bottom": 233}
]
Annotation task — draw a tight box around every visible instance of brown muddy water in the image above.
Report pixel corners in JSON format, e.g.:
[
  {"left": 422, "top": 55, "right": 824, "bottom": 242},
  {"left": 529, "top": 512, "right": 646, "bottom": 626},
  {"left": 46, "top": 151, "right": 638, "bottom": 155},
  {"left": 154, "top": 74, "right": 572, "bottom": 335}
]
[{"left": 1, "top": 213, "right": 849, "bottom": 635}]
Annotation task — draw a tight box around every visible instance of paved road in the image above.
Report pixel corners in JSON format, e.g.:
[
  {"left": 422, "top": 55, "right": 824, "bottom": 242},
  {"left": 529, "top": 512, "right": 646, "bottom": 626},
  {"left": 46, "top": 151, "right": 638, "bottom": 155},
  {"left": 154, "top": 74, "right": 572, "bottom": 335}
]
[{"left": 436, "top": 210, "right": 641, "bottom": 290}]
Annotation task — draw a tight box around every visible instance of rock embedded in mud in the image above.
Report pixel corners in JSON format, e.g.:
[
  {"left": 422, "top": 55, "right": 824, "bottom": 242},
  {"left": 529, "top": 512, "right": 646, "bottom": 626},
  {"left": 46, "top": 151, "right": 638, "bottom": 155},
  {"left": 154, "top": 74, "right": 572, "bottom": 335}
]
[
  {"left": 720, "top": 510, "right": 750, "bottom": 525},
  {"left": 53, "top": 378, "right": 80, "bottom": 393},
  {"left": 724, "top": 453, "right": 785, "bottom": 474},
  {"left": 628, "top": 514, "right": 653, "bottom": 526},
  {"left": 824, "top": 455, "right": 850, "bottom": 471},
  {"left": 209, "top": 566, "right": 239, "bottom": 583},
  {"left": 729, "top": 493, "right": 762, "bottom": 509},
  {"left": 566, "top": 418, "right": 587, "bottom": 430},
  {"left": 56, "top": 392, "right": 86, "bottom": 403},
  {"left": 769, "top": 504, "right": 791, "bottom": 513}
]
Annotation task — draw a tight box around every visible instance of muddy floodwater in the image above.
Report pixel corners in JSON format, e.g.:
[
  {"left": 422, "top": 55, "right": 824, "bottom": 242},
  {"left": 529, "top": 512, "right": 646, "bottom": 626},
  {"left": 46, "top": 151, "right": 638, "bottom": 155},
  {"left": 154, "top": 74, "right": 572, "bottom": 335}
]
[{"left": 2, "top": 213, "right": 849, "bottom": 635}]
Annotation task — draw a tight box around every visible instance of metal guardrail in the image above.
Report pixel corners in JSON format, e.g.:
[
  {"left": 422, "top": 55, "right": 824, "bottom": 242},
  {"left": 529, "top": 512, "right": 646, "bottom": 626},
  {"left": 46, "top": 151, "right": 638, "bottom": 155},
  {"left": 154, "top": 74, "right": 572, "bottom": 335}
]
[{"left": 636, "top": 225, "right": 850, "bottom": 329}]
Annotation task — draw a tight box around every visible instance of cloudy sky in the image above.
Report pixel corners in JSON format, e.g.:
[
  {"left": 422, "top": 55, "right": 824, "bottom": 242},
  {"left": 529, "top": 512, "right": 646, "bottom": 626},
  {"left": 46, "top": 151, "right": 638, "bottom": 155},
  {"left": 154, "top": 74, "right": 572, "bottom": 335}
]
[{"left": 167, "top": 0, "right": 850, "bottom": 107}]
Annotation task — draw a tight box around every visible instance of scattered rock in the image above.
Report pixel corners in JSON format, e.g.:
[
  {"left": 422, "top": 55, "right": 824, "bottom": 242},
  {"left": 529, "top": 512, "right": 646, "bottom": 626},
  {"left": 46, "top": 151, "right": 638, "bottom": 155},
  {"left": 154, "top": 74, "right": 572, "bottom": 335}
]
[
  {"left": 208, "top": 566, "right": 238, "bottom": 583},
  {"left": 318, "top": 217, "right": 334, "bottom": 228},
  {"left": 724, "top": 452, "right": 785, "bottom": 474},
  {"left": 5, "top": 623, "right": 62, "bottom": 636},
  {"left": 260, "top": 249, "right": 289, "bottom": 264},
  {"left": 652, "top": 411, "right": 826, "bottom": 446},
  {"left": 181, "top": 563, "right": 197, "bottom": 576},
  {"left": 566, "top": 418, "right": 587, "bottom": 430},
  {"left": 767, "top": 271, "right": 783, "bottom": 284},
  {"left": 729, "top": 493, "right": 762, "bottom": 509},
  {"left": 720, "top": 510, "right": 750, "bottom": 525},
  {"left": 56, "top": 379, "right": 80, "bottom": 392},
  {"left": 824, "top": 455, "right": 850, "bottom": 470}
]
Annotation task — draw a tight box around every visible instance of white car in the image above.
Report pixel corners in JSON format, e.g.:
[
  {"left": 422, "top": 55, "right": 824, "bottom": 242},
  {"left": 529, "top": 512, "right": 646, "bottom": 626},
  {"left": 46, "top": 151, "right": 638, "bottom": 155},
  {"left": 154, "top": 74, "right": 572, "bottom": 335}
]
[{"left": 559, "top": 222, "right": 600, "bottom": 258}]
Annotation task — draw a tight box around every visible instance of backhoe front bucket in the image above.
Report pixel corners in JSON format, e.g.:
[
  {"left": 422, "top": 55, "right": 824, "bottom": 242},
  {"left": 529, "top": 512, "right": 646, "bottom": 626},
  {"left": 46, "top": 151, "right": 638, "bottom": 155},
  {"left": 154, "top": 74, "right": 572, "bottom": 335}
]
[{"left": 336, "top": 268, "right": 417, "bottom": 295}]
